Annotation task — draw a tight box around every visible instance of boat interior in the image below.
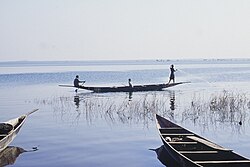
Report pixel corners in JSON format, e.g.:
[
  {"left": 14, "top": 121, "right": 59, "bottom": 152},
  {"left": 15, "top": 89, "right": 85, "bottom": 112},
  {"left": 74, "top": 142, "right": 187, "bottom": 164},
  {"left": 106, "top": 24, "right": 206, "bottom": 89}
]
[
  {"left": 159, "top": 127, "right": 250, "bottom": 167},
  {"left": 0, "top": 116, "right": 25, "bottom": 140},
  {"left": 0, "top": 123, "right": 13, "bottom": 140},
  {"left": 14, "top": 117, "right": 25, "bottom": 129}
]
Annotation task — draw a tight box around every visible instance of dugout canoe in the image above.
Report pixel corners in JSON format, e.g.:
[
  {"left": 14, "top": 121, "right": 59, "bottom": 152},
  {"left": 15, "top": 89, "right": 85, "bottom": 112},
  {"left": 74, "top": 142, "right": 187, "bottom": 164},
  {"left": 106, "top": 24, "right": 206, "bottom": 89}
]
[
  {"left": 59, "top": 82, "right": 188, "bottom": 93},
  {"left": 155, "top": 114, "right": 250, "bottom": 167},
  {"left": 0, "top": 109, "right": 38, "bottom": 152}
]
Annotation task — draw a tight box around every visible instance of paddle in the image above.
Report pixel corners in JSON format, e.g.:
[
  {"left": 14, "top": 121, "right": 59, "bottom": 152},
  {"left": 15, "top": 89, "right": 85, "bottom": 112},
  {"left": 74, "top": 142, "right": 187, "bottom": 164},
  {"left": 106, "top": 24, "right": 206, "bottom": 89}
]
[{"left": 58, "top": 85, "right": 75, "bottom": 88}]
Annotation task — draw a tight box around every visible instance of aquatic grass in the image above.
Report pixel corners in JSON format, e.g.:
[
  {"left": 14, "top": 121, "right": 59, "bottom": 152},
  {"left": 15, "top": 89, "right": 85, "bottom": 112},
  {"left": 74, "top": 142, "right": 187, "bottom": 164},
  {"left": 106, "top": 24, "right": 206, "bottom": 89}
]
[
  {"left": 183, "top": 90, "right": 250, "bottom": 133},
  {"left": 209, "top": 90, "right": 248, "bottom": 113},
  {"left": 209, "top": 90, "right": 248, "bottom": 125},
  {"left": 33, "top": 92, "right": 174, "bottom": 127},
  {"left": 33, "top": 90, "right": 250, "bottom": 132}
]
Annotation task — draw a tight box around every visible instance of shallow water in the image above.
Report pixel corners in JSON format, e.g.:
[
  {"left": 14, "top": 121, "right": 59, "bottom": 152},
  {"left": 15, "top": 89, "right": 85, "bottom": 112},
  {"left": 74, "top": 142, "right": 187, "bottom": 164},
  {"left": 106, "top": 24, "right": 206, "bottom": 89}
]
[{"left": 0, "top": 59, "right": 250, "bottom": 166}]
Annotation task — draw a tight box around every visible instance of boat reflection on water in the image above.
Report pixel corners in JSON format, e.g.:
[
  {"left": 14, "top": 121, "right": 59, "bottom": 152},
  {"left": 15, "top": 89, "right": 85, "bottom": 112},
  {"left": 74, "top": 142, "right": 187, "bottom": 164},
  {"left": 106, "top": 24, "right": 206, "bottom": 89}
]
[
  {"left": 150, "top": 145, "right": 181, "bottom": 167},
  {"left": 0, "top": 146, "right": 37, "bottom": 166},
  {"left": 74, "top": 91, "right": 132, "bottom": 107}
]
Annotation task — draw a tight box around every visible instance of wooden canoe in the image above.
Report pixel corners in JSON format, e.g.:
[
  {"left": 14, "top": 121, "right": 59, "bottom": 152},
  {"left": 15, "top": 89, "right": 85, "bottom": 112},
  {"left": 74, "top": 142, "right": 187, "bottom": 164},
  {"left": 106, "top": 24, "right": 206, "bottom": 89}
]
[
  {"left": 155, "top": 114, "right": 250, "bottom": 167},
  {"left": 0, "top": 109, "right": 38, "bottom": 152},
  {"left": 59, "top": 82, "right": 189, "bottom": 93}
]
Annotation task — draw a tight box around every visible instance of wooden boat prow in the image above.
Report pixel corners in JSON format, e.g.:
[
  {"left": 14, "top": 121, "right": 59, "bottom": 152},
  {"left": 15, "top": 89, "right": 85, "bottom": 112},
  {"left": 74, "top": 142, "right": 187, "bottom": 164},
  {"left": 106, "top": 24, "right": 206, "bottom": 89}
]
[
  {"left": 155, "top": 114, "right": 250, "bottom": 167},
  {"left": 0, "top": 109, "right": 38, "bottom": 152}
]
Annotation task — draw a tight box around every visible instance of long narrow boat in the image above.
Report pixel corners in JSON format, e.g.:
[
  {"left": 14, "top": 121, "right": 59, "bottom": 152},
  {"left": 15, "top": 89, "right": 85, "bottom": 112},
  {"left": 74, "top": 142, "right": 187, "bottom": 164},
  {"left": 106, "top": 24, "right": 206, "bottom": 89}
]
[
  {"left": 155, "top": 114, "right": 250, "bottom": 167},
  {"left": 0, "top": 109, "right": 38, "bottom": 152},
  {"left": 59, "top": 82, "right": 188, "bottom": 93}
]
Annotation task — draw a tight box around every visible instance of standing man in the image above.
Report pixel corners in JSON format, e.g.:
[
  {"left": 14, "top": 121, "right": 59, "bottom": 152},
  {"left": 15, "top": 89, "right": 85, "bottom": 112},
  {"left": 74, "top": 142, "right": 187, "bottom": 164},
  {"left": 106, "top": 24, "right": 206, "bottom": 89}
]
[
  {"left": 128, "top": 78, "right": 133, "bottom": 87},
  {"left": 167, "top": 64, "right": 177, "bottom": 84}
]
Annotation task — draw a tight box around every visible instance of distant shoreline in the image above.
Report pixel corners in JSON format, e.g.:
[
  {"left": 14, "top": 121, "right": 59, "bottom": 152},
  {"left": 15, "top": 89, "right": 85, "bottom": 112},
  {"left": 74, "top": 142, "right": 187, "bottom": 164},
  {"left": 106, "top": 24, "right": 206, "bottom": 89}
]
[{"left": 0, "top": 58, "right": 250, "bottom": 67}]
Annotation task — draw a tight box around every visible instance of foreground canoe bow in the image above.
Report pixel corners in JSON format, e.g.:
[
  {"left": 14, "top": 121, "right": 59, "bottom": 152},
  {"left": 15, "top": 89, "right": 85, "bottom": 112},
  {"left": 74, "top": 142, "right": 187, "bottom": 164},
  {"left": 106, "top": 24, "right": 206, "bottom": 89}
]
[
  {"left": 59, "top": 82, "right": 189, "bottom": 93},
  {"left": 155, "top": 114, "right": 250, "bottom": 167},
  {"left": 0, "top": 109, "right": 38, "bottom": 152}
]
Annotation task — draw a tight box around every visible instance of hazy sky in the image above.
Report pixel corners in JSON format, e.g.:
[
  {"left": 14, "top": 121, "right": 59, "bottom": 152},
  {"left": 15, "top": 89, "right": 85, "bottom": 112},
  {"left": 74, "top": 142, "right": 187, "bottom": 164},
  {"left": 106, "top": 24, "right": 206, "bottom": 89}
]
[{"left": 1, "top": 0, "right": 250, "bottom": 61}]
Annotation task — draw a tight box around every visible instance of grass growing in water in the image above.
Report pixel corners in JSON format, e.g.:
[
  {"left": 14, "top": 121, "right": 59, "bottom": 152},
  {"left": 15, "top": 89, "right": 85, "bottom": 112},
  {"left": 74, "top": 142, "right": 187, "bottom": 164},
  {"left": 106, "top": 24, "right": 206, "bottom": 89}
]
[{"left": 34, "top": 90, "right": 250, "bottom": 131}]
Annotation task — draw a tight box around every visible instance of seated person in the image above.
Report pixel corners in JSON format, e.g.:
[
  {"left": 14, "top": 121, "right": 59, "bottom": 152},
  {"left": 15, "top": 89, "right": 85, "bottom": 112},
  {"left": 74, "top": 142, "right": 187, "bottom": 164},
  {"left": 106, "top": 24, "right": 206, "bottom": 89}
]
[{"left": 73, "top": 75, "right": 85, "bottom": 87}]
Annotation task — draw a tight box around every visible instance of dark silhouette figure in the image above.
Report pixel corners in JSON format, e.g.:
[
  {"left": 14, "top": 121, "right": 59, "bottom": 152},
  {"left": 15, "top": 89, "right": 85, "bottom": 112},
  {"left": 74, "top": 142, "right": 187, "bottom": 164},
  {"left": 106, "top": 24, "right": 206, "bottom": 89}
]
[
  {"left": 128, "top": 79, "right": 133, "bottom": 100},
  {"left": 167, "top": 64, "right": 177, "bottom": 84},
  {"left": 128, "top": 78, "right": 132, "bottom": 87},
  {"left": 73, "top": 75, "right": 85, "bottom": 87},
  {"left": 73, "top": 75, "right": 85, "bottom": 93}
]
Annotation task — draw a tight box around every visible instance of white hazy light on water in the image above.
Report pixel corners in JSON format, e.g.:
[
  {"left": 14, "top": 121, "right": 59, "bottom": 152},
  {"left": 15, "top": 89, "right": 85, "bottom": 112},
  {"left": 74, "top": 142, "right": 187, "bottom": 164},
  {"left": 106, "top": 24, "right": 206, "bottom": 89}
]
[{"left": 0, "top": 0, "right": 250, "bottom": 61}]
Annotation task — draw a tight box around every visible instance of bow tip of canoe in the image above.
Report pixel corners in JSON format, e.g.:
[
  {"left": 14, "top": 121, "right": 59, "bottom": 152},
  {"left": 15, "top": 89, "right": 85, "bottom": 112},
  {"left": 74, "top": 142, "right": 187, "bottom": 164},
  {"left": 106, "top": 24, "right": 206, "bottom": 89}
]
[{"left": 26, "top": 109, "right": 39, "bottom": 116}]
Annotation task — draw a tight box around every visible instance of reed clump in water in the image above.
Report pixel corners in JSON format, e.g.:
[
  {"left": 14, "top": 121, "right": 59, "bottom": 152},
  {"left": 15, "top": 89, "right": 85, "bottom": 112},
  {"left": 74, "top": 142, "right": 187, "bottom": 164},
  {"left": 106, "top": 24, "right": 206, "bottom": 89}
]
[
  {"left": 34, "top": 90, "right": 250, "bottom": 131},
  {"left": 209, "top": 90, "right": 248, "bottom": 112},
  {"left": 34, "top": 92, "right": 174, "bottom": 127},
  {"left": 183, "top": 90, "right": 250, "bottom": 132}
]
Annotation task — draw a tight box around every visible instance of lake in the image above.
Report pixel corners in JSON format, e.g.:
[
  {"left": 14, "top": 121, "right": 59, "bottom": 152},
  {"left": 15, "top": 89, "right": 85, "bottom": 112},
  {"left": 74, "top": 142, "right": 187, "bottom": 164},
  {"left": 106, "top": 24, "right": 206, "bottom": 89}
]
[{"left": 0, "top": 59, "right": 250, "bottom": 167}]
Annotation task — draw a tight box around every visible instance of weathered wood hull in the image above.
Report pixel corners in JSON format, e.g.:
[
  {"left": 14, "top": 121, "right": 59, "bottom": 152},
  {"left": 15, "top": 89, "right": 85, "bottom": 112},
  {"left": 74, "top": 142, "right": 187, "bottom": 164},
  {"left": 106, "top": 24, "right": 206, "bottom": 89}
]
[
  {"left": 77, "top": 82, "right": 187, "bottom": 93},
  {"left": 155, "top": 114, "right": 250, "bottom": 167},
  {"left": 0, "top": 109, "right": 38, "bottom": 152}
]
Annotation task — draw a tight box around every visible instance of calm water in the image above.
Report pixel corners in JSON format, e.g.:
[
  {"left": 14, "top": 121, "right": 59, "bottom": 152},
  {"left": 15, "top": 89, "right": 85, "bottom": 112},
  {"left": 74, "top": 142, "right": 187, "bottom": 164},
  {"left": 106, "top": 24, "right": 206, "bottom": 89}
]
[{"left": 0, "top": 59, "right": 250, "bottom": 167}]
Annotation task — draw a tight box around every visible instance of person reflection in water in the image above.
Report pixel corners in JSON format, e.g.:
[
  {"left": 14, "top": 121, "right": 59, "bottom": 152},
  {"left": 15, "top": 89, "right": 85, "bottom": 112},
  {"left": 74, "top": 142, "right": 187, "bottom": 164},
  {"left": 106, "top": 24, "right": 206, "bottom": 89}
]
[
  {"left": 128, "top": 79, "right": 133, "bottom": 101},
  {"left": 74, "top": 95, "right": 80, "bottom": 108},
  {"left": 169, "top": 91, "right": 175, "bottom": 119},
  {"left": 170, "top": 91, "right": 175, "bottom": 111},
  {"left": 128, "top": 92, "right": 133, "bottom": 101},
  {"left": 167, "top": 64, "right": 177, "bottom": 84}
]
